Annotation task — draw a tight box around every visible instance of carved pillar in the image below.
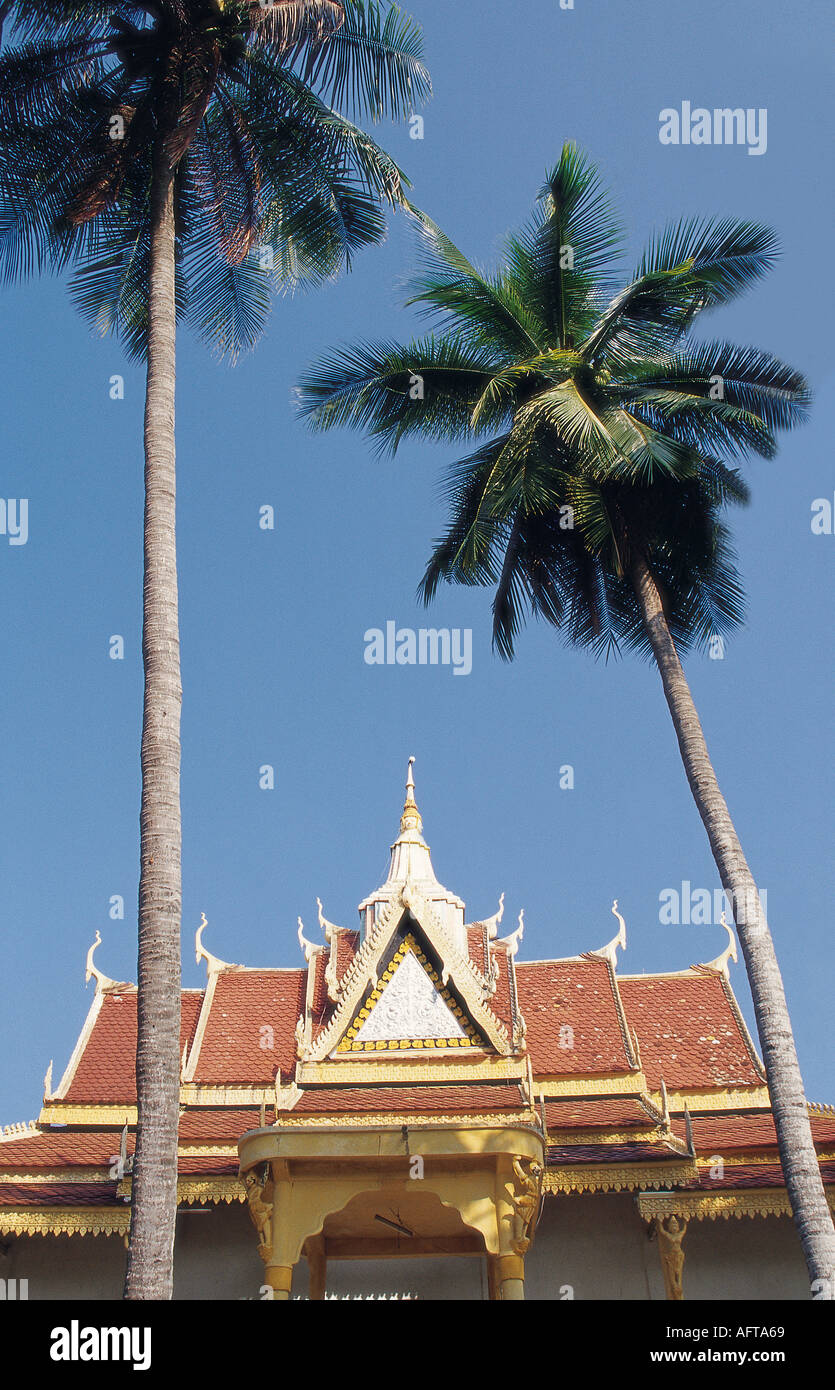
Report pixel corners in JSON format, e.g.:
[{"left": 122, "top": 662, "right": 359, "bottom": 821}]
[
  {"left": 656, "top": 1215, "right": 688, "bottom": 1301},
  {"left": 486, "top": 1254, "right": 500, "bottom": 1301},
  {"left": 307, "top": 1235, "right": 327, "bottom": 1301},
  {"left": 245, "top": 1167, "right": 296, "bottom": 1301}
]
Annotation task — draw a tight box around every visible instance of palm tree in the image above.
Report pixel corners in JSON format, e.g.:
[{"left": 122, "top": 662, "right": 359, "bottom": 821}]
[
  {"left": 298, "top": 144, "right": 835, "bottom": 1293},
  {"left": 0, "top": 0, "right": 429, "bottom": 1299}
]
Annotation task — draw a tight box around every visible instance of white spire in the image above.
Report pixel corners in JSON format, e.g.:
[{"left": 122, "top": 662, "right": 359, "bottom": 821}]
[{"left": 358, "top": 758, "right": 466, "bottom": 945}]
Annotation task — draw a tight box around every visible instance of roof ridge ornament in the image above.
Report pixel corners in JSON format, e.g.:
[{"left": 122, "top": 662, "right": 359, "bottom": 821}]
[
  {"left": 195, "top": 913, "right": 232, "bottom": 976},
  {"left": 498, "top": 908, "right": 525, "bottom": 958},
  {"left": 317, "top": 898, "right": 342, "bottom": 942},
  {"left": 589, "top": 900, "right": 627, "bottom": 969},
  {"left": 482, "top": 892, "right": 505, "bottom": 940},
  {"left": 297, "top": 917, "right": 322, "bottom": 963},
  {"left": 692, "top": 912, "right": 738, "bottom": 977},
  {"left": 85, "top": 931, "right": 119, "bottom": 993}
]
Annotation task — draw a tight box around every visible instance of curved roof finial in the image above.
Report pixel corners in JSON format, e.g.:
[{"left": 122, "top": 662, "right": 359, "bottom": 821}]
[
  {"left": 400, "top": 755, "right": 423, "bottom": 835},
  {"left": 297, "top": 917, "right": 320, "bottom": 963},
  {"left": 85, "top": 931, "right": 118, "bottom": 992},
  {"left": 695, "top": 912, "right": 738, "bottom": 977},
  {"left": 482, "top": 891, "right": 505, "bottom": 940},
  {"left": 317, "top": 897, "right": 342, "bottom": 942},
  {"left": 589, "top": 900, "right": 628, "bottom": 969},
  {"left": 195, "top": 912, "right": 231, "bottom": 975},
  {"left": 499, "top": 908, "right": 525, "bottom": 958}
]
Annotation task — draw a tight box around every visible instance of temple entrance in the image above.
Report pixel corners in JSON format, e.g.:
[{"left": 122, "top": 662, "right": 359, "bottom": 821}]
[
  {"left": 302, "top": 1187, "right": 488, "bottom": 1299},
  {"left": 239, "top": 1120, "right": 544, "bottom": 1301}
]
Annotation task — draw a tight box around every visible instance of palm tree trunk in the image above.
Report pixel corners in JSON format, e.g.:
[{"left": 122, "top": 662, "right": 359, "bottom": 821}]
[
  {"left": 124, "top": 144, "right": 182, "bottom": 1300},
  {"left": 632, "top": 552, "right": 835, "bottom": 1295}
]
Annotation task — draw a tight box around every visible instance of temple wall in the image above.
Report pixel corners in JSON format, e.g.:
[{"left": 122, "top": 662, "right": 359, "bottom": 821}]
[{"left": 2, "top": 1194, "right": 810, "bottom": 1300}]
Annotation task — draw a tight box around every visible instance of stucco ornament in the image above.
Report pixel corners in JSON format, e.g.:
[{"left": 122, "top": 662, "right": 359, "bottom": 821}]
[
  {"left": 244, "top": 1168, "right": 274, "bottom": 1261},
  {"left": 510, "top": 1156, "right": 543, "bottom": 1254},
  {"left": 353, "top": 948, "right": 468, "bottom": 1043},
  {"left": 657, "top": 1214, "right": 687, "bottom": 1300}
]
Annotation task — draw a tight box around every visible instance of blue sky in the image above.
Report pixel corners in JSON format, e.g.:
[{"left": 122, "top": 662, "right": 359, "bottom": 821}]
[{"left": 1, "top": 0, "right": 833, "bottom": 1120}]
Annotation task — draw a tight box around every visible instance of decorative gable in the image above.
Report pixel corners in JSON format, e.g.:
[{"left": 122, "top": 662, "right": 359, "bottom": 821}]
[
  {"left": 301, "top": 884, "right": 515, "bottom": 1061},
  {"left": 337, "top": 933, "right": 485, "bottom": 1053}
]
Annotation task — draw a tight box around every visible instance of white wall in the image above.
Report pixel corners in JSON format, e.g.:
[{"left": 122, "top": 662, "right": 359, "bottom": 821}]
[{"left": 1, "top": 1193, "right": 810, "bottom": 1300}]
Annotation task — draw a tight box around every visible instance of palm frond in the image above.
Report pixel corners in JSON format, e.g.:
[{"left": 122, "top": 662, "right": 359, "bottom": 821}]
[
  {"left": 299, "top": 0, "right": 430, "bottom": 120},
  {"left": 406, "top": 204, "right": 547, "bottom": 357},
  {"left": 298, "top": 334, "right": 501, "bottom": 451}
]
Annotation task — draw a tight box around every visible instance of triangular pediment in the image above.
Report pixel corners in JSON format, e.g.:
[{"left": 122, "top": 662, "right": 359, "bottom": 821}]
[
  {"left": 303, "top": 885, "right": 515, "bottom": 1061},
  {"left": 338, "top": 933, "right": 483, "bottom": 1053}
]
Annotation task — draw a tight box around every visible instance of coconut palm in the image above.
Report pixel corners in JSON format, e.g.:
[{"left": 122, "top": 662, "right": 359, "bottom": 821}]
[
  {"left": 298, "top": 143, "right": 835, "bottom": 1292},
  {"left": 0, "top": 0, "right": 429, "bottom": 1299}
]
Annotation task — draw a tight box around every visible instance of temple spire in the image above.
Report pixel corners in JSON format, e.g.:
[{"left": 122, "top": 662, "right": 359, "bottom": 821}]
[
  {"left": 357, "top": 757, "right": 466, "bottom": 944},
  {"left": 400, "top": 756, "right": 423, "bottom": 835}
]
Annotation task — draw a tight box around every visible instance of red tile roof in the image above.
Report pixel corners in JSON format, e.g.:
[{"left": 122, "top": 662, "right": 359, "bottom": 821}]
[
  {"left": 310, "top": 951, "right": 335, "bottom": 1041},
  {"left": 0, "top": 1182, "right": 120, "bottom": 1207},
  {"left": 178, "top": 1109, "right": 262, "bottom": 1141},
  {"left": 176, "top": 1155, "right": 238, "bottom": 1176},
  {"left": 190, "top": 970, "right": 304, "bottom": 1084},
  {"left": 334, "top": 930, "right": 360, "bottom": 987},
  {"left": 516, "top": 958, "right": 634, "bottom": 1074},
  {"left": 64, "top": 993, "right": 203, "bottom": 1103},
  {"left": 0, "top": 1130, "right": 131, "bottom": 1167},
  {"left": 690, "top": 1162, "right": 835, "bottom": 1191},
  {"left": 486, "top": 943, "right": 514, "bottom": 1032},
  {"left": 290, "top": 1083, "right": 528, "bottom": 1115},
  {"left": 465, "top": 926, "right": 488, "bottom": 978},
  {"left": 543, "top": 1098, "right": 659, "bottom": 1131},
  {"left": 618, "top": 974, "right": 762, "bottom": 1089},
  {"left": 547, "top": 1143, "right": 682, "bottom": 1164},
  {"left": 688, "top": 1112, "right": 835, "bottom": 1152}
]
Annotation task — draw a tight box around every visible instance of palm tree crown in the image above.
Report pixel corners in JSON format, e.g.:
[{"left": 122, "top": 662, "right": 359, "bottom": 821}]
[
  {"left": 299, "top": 145, "right": 835, "bottom": 1293},
  {"left": 299, "top": 143, "right": 807, "bottom": 658},
  {"left": 0, "top": 0, "right": 431, "bottom": 357},
  {"left": 0, "top": 0, "right": 431, "bottom": 1301}
]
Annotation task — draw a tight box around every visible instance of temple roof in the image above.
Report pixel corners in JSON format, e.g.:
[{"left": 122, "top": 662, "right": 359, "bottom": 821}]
[{"left": 2, "top": 760, "right": 832, "bottom": 1233}]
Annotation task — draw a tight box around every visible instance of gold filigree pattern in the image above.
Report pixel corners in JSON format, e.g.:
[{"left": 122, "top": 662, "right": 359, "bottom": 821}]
[
  {"left": 272, "top": 1110, "right": 542, "bottom": 1130},
  {"left": 115, "top": 1175, "right": 245, "bottom": 1205},
  {"left": 0, "top": 1208, "right": 129, "bottom": 1238},
  {"left": 543, "top": 1161, "right": 697, "bottom": 1194},
  {"left": 637, "top": 1191, "right": 804, "bottom": 1222},
  {"left": 297, "top": 1057, "right": 525, "bottom": 1085}
]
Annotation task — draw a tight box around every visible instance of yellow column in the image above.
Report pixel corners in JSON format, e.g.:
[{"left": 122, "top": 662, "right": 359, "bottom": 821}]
[
  {"left": 307, "top": 1236, "right": 327, "bottom": 1301},
  {"left": 486, "top": 1255, "right": 500, "bottom": 1301},
  {"left": 496, "top": 1253, "right": 525, "bottom": 1300},
  {"left": 263, "top": 1264, "right": 294, "bottom": 1301}
]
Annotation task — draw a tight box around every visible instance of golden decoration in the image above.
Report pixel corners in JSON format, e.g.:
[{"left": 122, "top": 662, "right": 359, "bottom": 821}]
[
  {"left": 509, "top": 1157, "right": 543, "bottom": 1254},
  {"left": 542, "top": 1161, "right": 697, "bottom": 1194},
  {"left": 656, "top": 1215, "right": 687, "bottom": 1301},
  {"left": 637, "top": 1189, "right": 835, "bottom": 1222},
  {"left": 0, "top": 1208, "right": 130, "bottom": 1238},
  {"left": 244, "top": 1169, "right": 274, "bottom": 1260}
]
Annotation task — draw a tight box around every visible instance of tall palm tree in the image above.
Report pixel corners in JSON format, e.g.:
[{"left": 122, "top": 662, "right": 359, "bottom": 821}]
[
  {"left": 0, "top": 0, "right": 429, "bottom": 1299},
  {"left": 298, "top": 144, "right": 835, "bottom": 1293}
]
